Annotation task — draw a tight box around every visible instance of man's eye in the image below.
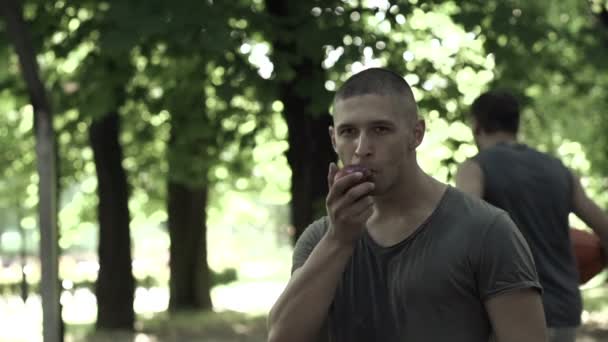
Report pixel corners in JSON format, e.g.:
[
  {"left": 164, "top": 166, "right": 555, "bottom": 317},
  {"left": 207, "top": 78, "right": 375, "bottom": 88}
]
[
  {"left": 374, "top": 126, "right": 390, "bottom": 134},
  {"left": 340, "top": 128, "right": 355, "bottom": 136}
]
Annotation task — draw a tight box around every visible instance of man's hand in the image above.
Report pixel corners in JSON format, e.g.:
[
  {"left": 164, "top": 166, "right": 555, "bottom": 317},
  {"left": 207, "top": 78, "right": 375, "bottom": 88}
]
[
  {"left": 571, "top": 171, "right": 608, "bottom": 261},
  {"left": 325, "top": 163, "right": 375, "bottom": 245}
]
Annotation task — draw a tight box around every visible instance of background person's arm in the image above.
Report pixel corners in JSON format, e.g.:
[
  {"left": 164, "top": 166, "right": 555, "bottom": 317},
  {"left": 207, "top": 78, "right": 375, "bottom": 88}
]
[
  {"left": 454, "top": 159, "right": 484, "bottom": 197},
  {"left": 571, "top": 172, "right": 608, "bottom": 254}
]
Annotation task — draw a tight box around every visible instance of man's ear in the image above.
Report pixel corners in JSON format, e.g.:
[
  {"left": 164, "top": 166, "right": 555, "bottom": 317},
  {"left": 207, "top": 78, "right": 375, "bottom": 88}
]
[
  {"left": 329, "top": 126, "right": 337, "bottom": 153},
  {"left": 411, "top": 119, "right": 425, "bottom": 149}
]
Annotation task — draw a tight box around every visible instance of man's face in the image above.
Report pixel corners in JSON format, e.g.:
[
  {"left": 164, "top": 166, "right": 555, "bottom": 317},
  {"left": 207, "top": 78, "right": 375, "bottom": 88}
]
[{"left": 330, "top": 94, "right": 424, "bottom": 194}]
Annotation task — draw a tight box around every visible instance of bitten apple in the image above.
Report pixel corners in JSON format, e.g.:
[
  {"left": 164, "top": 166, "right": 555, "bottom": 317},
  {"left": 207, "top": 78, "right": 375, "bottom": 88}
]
[{"left": 334, "top": 165, "right": 372, "bottom": 183}]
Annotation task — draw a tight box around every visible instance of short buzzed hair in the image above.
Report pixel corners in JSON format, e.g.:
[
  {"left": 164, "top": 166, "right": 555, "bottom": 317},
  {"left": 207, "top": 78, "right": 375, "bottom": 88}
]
[
  {"left": 334, "top": 67, "right": 418, "bottom": 119},
  {"left": 471, "top": 90, "right": 520, "bottom": 134}
]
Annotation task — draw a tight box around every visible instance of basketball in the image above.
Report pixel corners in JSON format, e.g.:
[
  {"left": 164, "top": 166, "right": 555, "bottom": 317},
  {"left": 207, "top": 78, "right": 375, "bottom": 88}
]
[{"left": 570, "top": 228, "right": 606, "bottom": 284}]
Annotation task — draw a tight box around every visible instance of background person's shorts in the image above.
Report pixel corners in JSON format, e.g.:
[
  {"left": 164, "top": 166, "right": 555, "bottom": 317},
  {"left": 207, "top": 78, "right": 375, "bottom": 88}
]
[{"left": 548, "top": 327, "right": 577, "bottom": 342}]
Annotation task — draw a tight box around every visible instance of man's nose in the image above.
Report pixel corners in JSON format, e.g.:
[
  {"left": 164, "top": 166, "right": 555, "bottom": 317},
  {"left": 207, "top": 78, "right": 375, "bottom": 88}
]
[{"left": 354, "top": 133, "right": 373, "bottom": 157}]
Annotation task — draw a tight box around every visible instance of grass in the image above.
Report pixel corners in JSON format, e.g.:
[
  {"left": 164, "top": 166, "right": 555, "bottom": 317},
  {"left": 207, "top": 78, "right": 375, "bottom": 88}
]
[
  {"left": 142, "top": 310, "right": 268, "bottom": 341},
  {"left": 61, "top": 285, "right": 608, "bottom": 342},
  {"left": 67, "top": 307, "right": 608, "bottom": 342},
  {"left": 66, "top": 310, "right": 268, "bottom": 342}
]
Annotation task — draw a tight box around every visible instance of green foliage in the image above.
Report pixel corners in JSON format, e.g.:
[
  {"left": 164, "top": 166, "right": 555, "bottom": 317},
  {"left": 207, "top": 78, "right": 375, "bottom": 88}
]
[
  {"left": 444, "top": 0, "right": 608, "bottom": 174},
  {"left": 1, "top": 0, "right": 279, "bottom": 252},
  {"left": 2, "top": 0, "right": 607, "bottom": 254},
  {"left": 107, "top": 0, "right": 275, "bottom": 193}
]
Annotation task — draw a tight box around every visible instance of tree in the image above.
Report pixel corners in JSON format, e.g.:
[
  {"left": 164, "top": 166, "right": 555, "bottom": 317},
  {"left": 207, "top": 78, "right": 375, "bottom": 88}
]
[
  {"left": 16, "top": 0, "right": 149, "bottom": 329},
  {"left": 117, "top": 0, "right": 273, "bottom": 311},
  {"left": 264, "top": 1, "right": 345, "bottom": 243},
  {"left": 0, "top": 0, "right": 61, "bottom": 340},
  {"left": 164, "top": 62, "right": 215, "bottom": 310},
  {"left": 89, "top": 109, "right": 135, "bottom": 329},
  {"left": 37, "top": 0, "right": 140, "bottom": 328}
]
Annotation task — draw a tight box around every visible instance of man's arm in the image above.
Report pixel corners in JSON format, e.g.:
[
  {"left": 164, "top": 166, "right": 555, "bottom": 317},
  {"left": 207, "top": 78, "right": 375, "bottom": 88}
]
[
  {"left": 485, "top": 289, "right": 548, "bottom": 342},
  {"left": 571, "top": 172, "right": 608, "bottom": 252},
  {"left": 268, "top": 164, "right": 375, "bottom": 342},
  {"left": 476, "top": 213, "right": 547, "bottom": 341},
  {"left": 267, "top": 233, "right": 353, "bottom": 342},
  {"left": 454, "top": 159, "right": 484, "bottom": 197}
]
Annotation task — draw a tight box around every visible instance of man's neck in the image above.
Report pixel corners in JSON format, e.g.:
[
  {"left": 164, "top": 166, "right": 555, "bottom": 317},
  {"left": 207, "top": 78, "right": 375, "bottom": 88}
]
[
  {"left": 479, "top": 132, "right": 517, "bottom": 150},
  {"left": 366, "top": 165, "right": 447, "bottom": 247},
  {"left": 372, "top": 165, "right": 444, "bottom": 216}
]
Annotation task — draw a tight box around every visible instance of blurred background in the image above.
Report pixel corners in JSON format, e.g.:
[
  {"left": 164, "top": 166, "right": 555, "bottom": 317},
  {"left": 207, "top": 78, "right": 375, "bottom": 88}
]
[{"left": 1, "top": 0, "right": 608, "bottom": 341}]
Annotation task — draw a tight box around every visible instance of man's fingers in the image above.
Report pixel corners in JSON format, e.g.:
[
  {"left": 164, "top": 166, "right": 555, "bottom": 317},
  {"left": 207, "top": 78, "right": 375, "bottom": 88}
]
[
  {"left": 352, "top": 203, "right": 374, "bottom": 223},
  {"left": 327, "top": 175, "right": 364, "bottom": 205},
  {"left": 333, "top": 172, "right": 367, "bottom": 194},
  {"left": 328, "top": 162, "right": 338, "bottom": 189},
  {"left": 347, "top": 196, "right": 374, "bottom": 216},
  {"left": 327, "top": 177, "right": 374, "bottom": 209},
  {"left": 334, "top": 195, "right": 374, "bottom": 222},
  {"left": 343, "top": 182, "right": 375, "bottom": 204}
]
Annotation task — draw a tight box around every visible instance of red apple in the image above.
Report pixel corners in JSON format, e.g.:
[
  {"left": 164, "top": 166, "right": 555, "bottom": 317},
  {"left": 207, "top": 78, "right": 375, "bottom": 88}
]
[{"left": 334, "top": 165, "right": 372, "bottom": 183}]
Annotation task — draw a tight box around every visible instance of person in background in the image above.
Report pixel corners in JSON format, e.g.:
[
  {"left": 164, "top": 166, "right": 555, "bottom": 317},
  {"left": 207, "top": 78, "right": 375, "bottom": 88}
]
[{"left": 455, "top": 89, "right": 608, "bottom": 342}]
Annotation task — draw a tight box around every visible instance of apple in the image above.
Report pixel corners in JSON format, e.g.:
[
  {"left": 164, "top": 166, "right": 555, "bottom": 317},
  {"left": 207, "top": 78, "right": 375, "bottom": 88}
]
[{"left": 334, "top": 165, "right": 372, "bottom": 183}]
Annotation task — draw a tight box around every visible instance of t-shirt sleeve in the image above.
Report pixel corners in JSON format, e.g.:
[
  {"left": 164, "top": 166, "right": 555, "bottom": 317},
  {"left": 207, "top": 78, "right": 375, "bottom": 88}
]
[
  {"left": 475, "top": 212, "right": 543, "bottom": 300},
  {"left": 291, "top": 216, "right": 329, "bottom": 274}
]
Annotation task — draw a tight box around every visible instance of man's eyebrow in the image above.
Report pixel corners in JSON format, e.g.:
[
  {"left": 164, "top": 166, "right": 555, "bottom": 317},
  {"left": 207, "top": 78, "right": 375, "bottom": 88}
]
[
  {"left": 335, "top": 122, "right": 355, "bottom": 130},
  {"left": 369, "top": 120, "right": 396, "bottom": 126},
  {"left": 336, "top": 120, "right": 396, "bottom": 130}
]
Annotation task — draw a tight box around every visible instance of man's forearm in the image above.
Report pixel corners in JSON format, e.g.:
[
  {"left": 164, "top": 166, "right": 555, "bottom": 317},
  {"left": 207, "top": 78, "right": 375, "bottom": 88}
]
[
  {"left": 582, "top": 208, "right": 608, "bottom": 260},
  {"left": 572, "top": 173, "right": 608, "bottom": 258},
  {"left": 268, "top": 234, "right": 355, "bottom": 342}
]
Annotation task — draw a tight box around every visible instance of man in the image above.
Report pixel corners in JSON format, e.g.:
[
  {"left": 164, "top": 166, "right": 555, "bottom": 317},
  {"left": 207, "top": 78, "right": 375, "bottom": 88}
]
[
  {"left": 267, "top": 68, "right": 547, "bottom": 342},
  {"left": 455, "top": 90, "right": 608, "bottom": 342}
]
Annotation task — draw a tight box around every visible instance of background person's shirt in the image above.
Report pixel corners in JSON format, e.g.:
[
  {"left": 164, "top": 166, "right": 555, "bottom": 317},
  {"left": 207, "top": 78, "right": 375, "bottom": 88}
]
[{"left": 474, "top": 142, "right": 581, "bottom": 327}]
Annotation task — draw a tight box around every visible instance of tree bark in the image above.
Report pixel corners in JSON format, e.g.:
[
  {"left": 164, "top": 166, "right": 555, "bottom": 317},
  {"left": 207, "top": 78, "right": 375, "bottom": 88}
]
[
  {"left": 167, "top": 181, "right": 212, "bottom": 311},
  {"left": 1, "top": 1, "right": 62, "bottom": 341},
  {"left": 283, "top": 87, "right": 336, "bottom": 244},
  {"left": 89, "top": 111, "right": 135, "bottom": 330},
  {"left": 265, "top": 0, "right": 337, "bottom": 244}
]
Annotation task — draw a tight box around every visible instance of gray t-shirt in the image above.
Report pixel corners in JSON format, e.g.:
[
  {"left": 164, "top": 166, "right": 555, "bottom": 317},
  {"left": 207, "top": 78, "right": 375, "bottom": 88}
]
[
  {"left": 473, "top": 142, "right": 581, "bottom": 327},
  {"left": 292, "top": 186, "right": 542, "bottom": 342}
]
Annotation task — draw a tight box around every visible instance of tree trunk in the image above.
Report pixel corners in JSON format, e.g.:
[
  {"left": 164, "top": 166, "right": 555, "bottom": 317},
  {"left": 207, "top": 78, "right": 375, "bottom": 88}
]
[
  {"left": 283, "top": 87, "right": 336, "bottom": 244},
  {"left": 265, "top": 0, "right": 337, "bottom": 244},
  {"left": 167, "top": 181, "right": 212, "bottom": 311},
  {"left": 90, "top": 111, "right": 135, "bottom": 330},
  {"left": 598, "top": 7, "right": 608, "bottom": 29},
  {"left": 1, "top": 1, "right": 62, "bottom": 341}
]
